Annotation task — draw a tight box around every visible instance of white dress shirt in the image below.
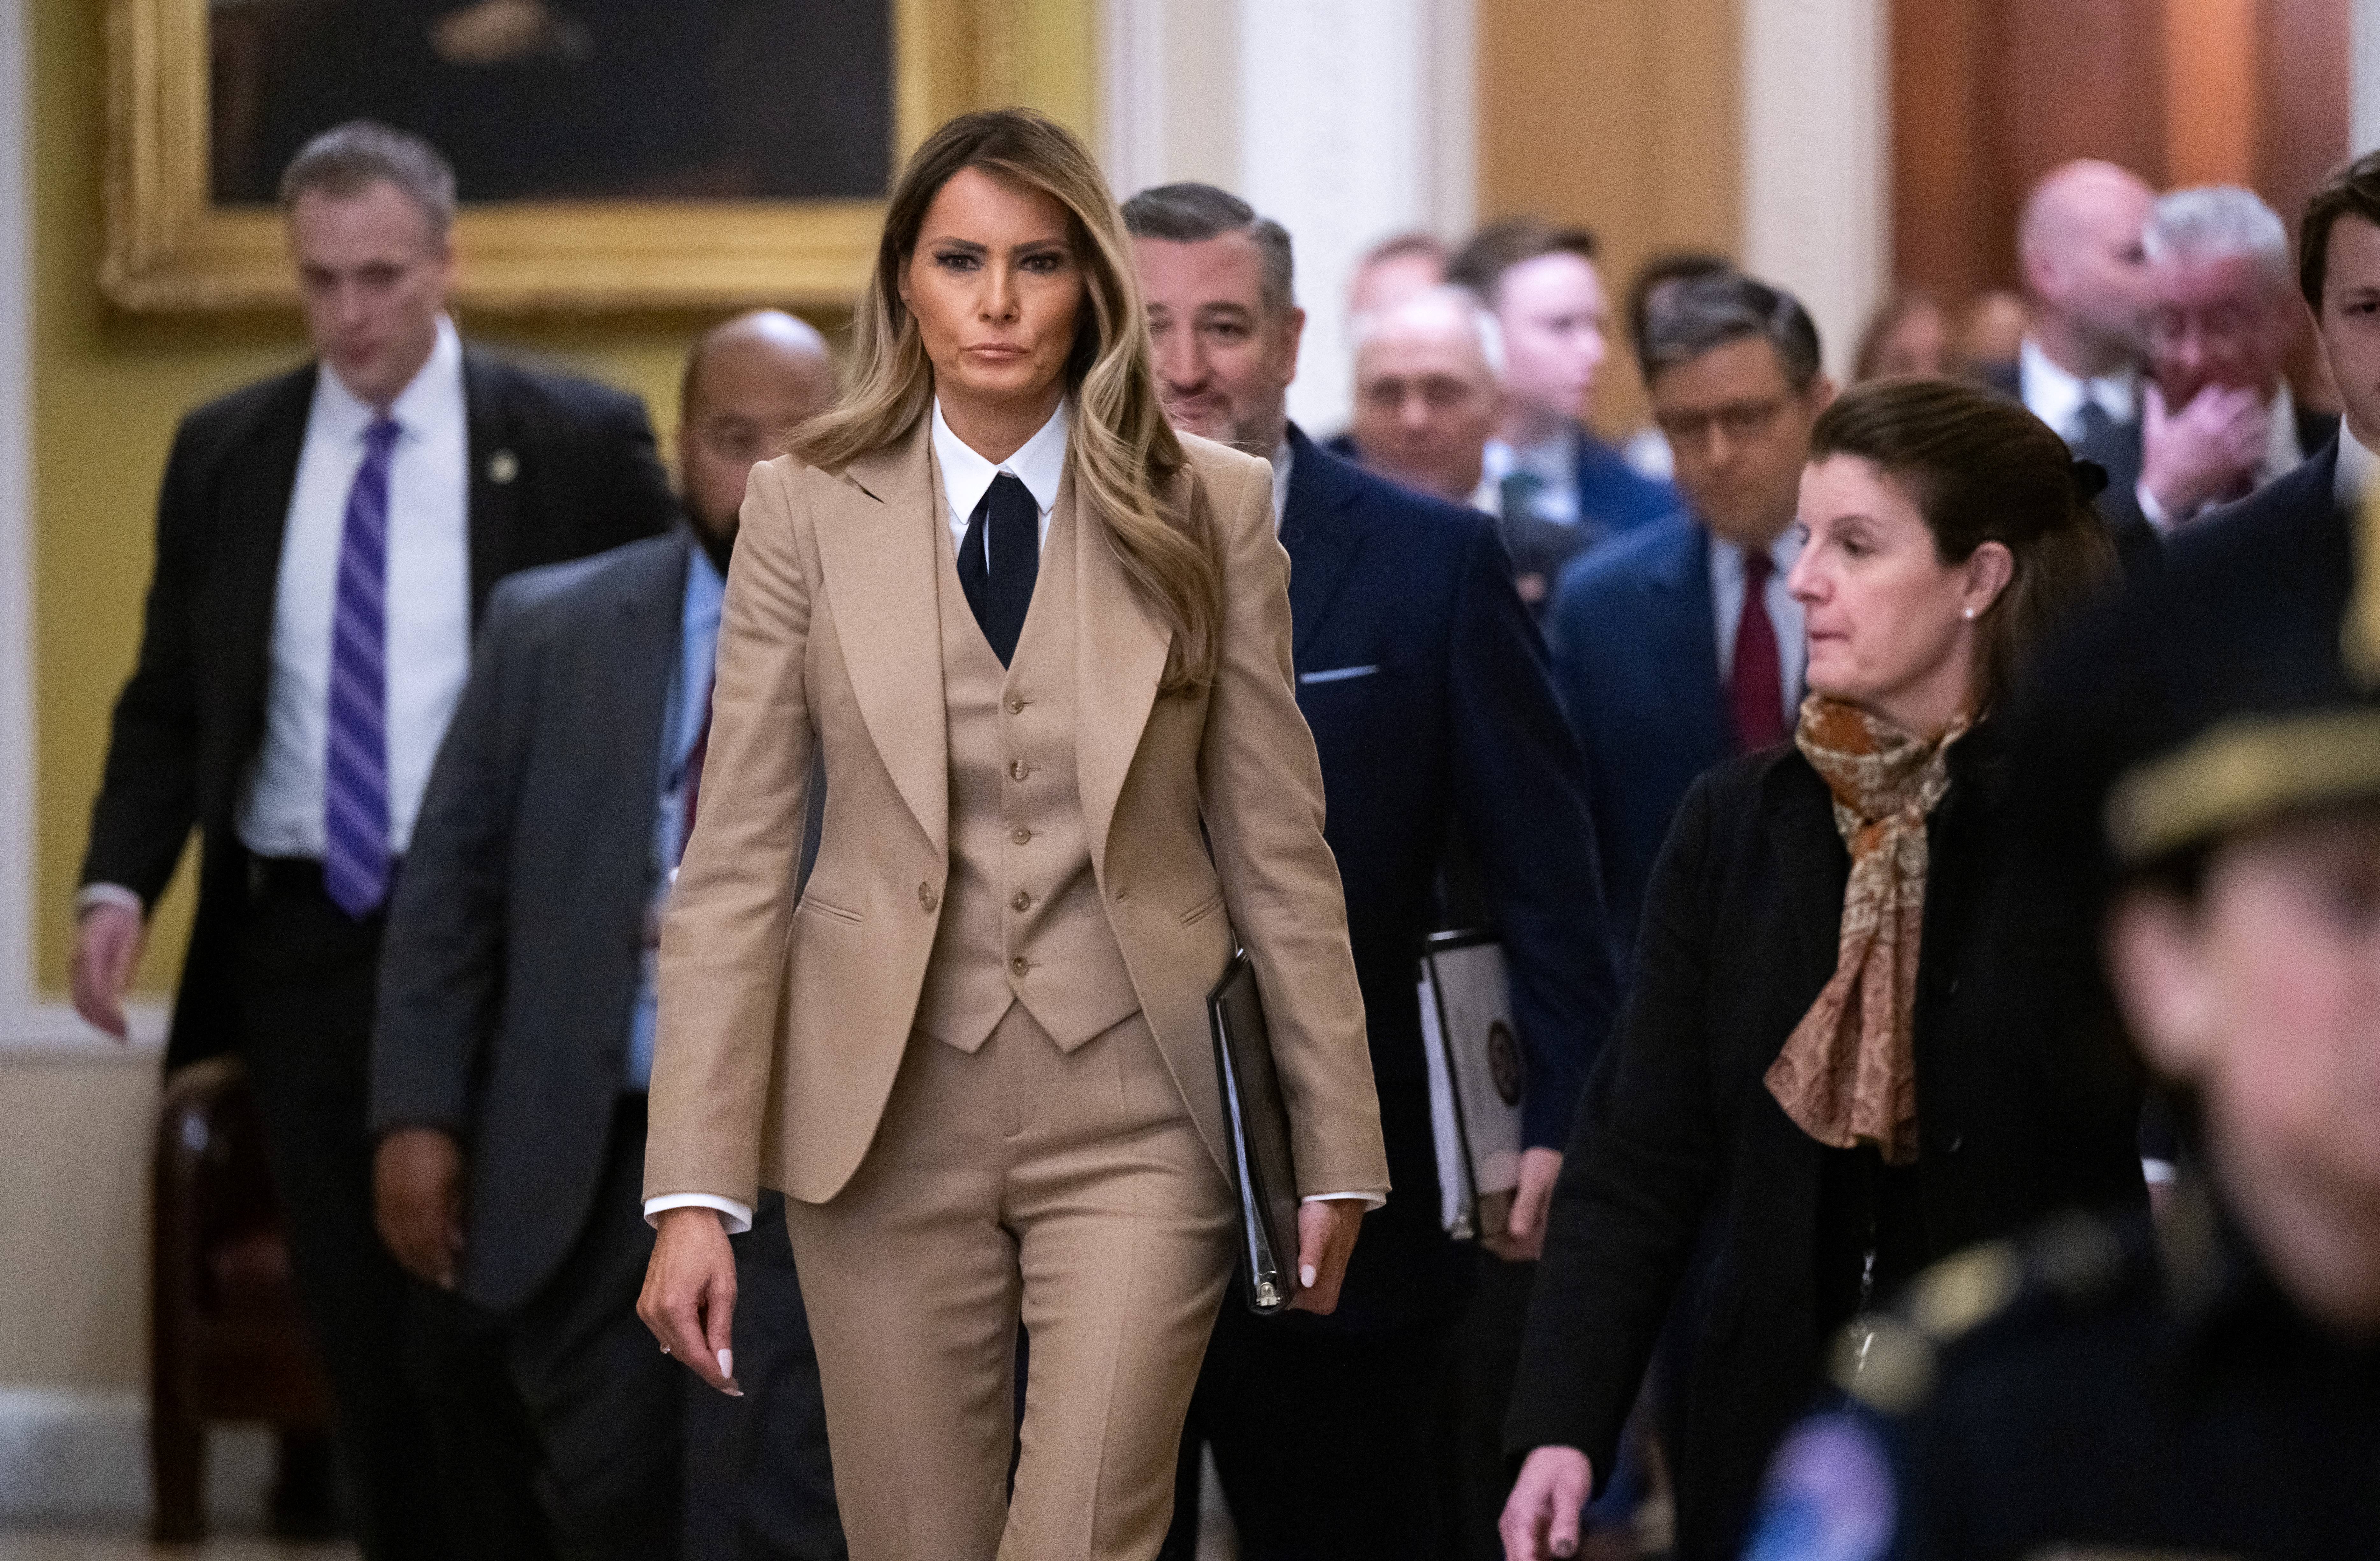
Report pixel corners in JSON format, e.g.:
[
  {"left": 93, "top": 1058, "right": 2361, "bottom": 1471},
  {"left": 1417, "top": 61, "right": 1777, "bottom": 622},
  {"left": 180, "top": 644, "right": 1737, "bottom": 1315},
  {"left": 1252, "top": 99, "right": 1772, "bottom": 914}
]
[
  {"left": 1709, "top": 529, "right": 1806, "bottom": 731},
  {"left": 649, "top": 404, "right": 1374, "bottom": 1231},
  {"left": 2018, "top": 334, "right": 2137, "bottom": 443},
  {"left": 78, "top": 316, "right": 472, "bottom": 922},
  {"left": 244, "top": 315, "right": 473, "bottom": 860},
  {"left": 932, "top": 395, "right": 1068, "bottom": 552},
  {"left": 1269, "top": 438, "right": 1294, "bottom": 531},
  {"left": 1482, "top": 431, "right": 1581, "bottom": 524},
  {"left": 2334, "top": 415, "right": 2378, "bottom": 509}
]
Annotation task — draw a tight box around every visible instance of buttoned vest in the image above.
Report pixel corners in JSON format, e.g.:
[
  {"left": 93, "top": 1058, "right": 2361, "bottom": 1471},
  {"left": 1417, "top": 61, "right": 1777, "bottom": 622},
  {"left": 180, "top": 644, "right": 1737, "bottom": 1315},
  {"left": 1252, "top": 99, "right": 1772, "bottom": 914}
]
[{"left": 911, "top": 487, "right": 1143, "bottom": 1053}]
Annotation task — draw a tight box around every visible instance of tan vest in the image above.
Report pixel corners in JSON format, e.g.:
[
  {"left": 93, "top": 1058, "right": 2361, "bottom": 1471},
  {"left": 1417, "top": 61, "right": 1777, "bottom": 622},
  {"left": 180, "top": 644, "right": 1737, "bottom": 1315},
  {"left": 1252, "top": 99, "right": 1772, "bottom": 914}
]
[{"left": 911, "top": 489, "right": 1142, "bottom": 1054}]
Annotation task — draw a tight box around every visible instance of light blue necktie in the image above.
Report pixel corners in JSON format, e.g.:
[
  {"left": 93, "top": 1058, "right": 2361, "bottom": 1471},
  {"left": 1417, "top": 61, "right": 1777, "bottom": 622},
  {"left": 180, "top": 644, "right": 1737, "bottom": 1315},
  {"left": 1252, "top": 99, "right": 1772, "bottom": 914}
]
[{"left": 323, "top": 417, "right": 400, "bottom": 918}]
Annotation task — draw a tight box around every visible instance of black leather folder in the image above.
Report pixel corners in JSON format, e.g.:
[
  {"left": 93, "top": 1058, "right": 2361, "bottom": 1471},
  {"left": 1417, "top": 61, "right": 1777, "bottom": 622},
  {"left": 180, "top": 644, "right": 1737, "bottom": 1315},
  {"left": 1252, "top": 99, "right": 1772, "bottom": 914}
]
[{"left": 1208, "top": 949, "right": 1299, "bottom": 1314}]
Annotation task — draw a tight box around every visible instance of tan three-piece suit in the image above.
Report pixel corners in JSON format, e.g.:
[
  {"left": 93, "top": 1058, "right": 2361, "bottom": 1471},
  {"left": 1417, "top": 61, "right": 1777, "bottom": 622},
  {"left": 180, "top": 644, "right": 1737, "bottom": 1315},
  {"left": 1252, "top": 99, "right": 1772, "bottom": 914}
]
[{"left": 643, "top": 411, "right": 1390, "bottom": 1560}]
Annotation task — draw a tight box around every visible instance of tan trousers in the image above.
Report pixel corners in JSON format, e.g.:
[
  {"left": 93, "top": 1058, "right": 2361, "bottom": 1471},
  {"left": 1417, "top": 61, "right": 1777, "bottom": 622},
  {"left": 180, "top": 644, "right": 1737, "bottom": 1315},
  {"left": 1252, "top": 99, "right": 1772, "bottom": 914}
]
[{"left": 784, "top": 1004, "right": 1235, "bottom": 1561}]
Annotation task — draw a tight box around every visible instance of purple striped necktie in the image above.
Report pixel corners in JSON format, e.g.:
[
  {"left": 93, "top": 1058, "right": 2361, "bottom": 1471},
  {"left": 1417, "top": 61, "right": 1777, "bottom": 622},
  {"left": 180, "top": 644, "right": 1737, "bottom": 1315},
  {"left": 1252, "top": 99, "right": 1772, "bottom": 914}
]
[{"left": 323, "top": 416, "right": 401, "bottom": 918}]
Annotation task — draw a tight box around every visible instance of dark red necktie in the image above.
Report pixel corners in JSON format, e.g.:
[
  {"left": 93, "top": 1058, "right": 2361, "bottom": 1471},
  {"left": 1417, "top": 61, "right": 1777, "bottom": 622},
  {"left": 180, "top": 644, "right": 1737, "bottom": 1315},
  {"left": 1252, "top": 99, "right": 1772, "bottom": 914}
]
[
  {"left": 1729, "top": 550, "right": 1786, "bottom": 752},
  {"left": 678, "top": 685, "right": 712, "bottom": 863}
]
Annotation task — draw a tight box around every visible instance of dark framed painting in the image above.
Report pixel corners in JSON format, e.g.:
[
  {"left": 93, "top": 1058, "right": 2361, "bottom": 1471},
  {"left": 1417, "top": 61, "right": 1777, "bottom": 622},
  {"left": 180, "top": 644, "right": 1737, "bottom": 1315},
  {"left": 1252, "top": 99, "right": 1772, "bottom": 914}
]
[{"left": 104, "top": 0, "right": 1058, "bottom": 311}]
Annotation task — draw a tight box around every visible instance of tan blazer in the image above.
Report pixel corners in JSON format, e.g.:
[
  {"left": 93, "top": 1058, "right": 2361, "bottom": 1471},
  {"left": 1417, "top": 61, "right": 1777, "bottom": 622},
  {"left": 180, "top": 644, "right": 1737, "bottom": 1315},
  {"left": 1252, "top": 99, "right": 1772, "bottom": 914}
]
[{"left": 644, "top": 414, "right": 1389, "bottom": 1209}]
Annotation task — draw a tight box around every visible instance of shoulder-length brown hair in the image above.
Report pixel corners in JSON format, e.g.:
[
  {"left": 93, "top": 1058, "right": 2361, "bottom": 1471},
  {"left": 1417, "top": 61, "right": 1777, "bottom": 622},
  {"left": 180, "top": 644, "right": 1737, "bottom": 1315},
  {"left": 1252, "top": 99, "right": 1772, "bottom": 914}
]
[
  {"left": 794, "top": 109, "right": 1217, "bottom": 692},
  {"left": 1809, "top": 376, "right": 2116, "bottom": 712}
]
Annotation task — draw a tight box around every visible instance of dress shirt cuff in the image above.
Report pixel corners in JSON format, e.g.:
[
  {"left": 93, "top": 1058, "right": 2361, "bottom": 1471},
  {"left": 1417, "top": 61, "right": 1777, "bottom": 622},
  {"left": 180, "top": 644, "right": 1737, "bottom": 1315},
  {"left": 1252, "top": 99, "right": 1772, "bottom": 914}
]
[
  {"left": 643, "top": 1193, "right": 754, "bottom": 1234},
  {"left": 76, "top": 882, "right": 145, "bottom": 917},
  {"left": 1301, "top": 1191, "right": 1387, "bottom": 1211},
  {"left": 2134, "top": 480, "right": 2177, "bottom": 534}
]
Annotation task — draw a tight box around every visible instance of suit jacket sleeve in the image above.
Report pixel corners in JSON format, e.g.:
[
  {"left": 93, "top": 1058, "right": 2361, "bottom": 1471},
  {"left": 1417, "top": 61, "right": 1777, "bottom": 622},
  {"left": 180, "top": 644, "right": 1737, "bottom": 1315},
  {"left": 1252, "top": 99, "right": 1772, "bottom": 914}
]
[
  {"left": 1506, "top": 771, "right": 1726, "bottom": 1479},
  {"left": 370, "top": 581, "right": 533, "bottom": 1137},
  {"left": 80, "top": 415, "right": 213, "bottom": 902},
  {"left": 1544, "top": 577, "right": 1636, "bottom": 955},
  {"left": 583, "top": 392, "right": 679, "bottom": 551},
  {"left": 1196, "top": 455, "right": 1391, "bottom": 1199},
  {"left": 643, "top": 460, "right": 815, "bottom": 1210},
  {"left": 1445, "top": 523, "right": 1622, "bottom": 1149}
]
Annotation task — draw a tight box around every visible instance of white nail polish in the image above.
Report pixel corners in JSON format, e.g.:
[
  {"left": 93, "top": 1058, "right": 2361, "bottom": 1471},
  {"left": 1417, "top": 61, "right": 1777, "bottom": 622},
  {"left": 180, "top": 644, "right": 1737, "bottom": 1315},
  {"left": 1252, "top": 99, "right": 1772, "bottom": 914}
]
[
  {"left": 1299, "top": 1264, "right": 1317, "bottom": 1288},
  {"left": 717, "top": 1348, "right": 733, "bottom": 1379}
]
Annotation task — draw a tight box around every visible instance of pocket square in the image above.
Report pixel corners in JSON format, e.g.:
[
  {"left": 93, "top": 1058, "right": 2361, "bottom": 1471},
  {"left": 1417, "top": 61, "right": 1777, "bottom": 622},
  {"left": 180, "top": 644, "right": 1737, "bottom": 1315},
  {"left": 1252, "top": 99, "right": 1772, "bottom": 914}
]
[{"left": 1298, "top": 664, "right": 1381, "bottom": 686}]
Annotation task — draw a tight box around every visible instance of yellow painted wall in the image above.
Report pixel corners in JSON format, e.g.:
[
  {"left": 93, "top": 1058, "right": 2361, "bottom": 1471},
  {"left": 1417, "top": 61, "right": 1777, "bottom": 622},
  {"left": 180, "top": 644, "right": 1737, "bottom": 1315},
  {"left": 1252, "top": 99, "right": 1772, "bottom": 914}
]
[
  {"left": 9, "top": 0, "right": 1090, "bottom": 1397},
  {"left": 32, "top": 0, "right": 1093, "bottom": 1000}
]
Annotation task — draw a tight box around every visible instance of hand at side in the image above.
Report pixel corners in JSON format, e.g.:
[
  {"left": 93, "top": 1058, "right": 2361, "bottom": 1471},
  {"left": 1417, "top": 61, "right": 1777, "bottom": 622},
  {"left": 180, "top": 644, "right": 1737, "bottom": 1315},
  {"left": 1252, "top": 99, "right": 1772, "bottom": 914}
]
[
  {"left": 1500, "top": 1445, "right": 1595, "bottom": 1560},
  {"left": 639, "top": 1205, "right": 744, "bottom": 1395},
  {"left": 374, "top": 1126, "right": 466, "bottom": 1289},
  {"left": 1284, "top": 1195, "right": 1367, "bottom": 1314}
]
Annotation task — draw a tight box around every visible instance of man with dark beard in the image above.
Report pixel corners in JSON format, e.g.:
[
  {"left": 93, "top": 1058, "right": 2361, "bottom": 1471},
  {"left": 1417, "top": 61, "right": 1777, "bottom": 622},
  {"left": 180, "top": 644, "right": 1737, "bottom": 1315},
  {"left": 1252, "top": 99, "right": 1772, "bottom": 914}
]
[{"left": 370, "top": 312, "right": 847, "bottom": 1560}]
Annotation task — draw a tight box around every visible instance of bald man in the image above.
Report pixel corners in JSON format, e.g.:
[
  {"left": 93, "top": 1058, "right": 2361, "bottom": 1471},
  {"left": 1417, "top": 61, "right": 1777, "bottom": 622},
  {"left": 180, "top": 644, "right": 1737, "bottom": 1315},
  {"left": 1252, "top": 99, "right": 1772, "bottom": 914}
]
[
  {"left": 371, "top": 312, "right": 844, "bottom": 1561},
  {"left": 1349, "top": 285, "right": 1508, "bottom": 509},
  {"left": 1996, "top": 160, "right": 2161, "bottom": 564}
]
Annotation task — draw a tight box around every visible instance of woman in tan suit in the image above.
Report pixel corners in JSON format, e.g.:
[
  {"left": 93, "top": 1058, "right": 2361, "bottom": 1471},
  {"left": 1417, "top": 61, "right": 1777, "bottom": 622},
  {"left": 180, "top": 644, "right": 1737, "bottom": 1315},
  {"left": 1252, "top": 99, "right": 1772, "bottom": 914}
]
[{"left": 636, "top": 110, "right": 1389, "bottom": 1559}]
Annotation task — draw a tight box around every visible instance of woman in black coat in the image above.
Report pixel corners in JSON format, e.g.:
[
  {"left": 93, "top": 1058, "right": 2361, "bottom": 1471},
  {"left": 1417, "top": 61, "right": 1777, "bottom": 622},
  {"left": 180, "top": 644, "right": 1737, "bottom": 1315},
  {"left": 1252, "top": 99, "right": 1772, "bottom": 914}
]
[{"left": 1500, "top": 379, "right": 2149, "bottom": 1561}]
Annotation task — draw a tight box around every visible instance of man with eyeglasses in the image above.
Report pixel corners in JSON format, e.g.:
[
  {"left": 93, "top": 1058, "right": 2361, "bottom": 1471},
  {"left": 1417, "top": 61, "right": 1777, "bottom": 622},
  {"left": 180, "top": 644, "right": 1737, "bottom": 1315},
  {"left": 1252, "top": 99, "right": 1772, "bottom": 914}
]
[
  {"left": 2112, "top": 185, "right": 2339, "bottom": 542},
  {"left": 1544, "top": 272, "right": 1833, "bottom": 954}
]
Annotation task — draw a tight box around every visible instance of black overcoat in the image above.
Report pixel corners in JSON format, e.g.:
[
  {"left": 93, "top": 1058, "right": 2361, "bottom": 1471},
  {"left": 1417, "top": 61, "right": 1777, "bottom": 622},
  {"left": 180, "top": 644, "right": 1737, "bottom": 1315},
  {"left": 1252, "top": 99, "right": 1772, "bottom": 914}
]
[{"left": 1506, "top": 725, "right": 2146, "bottom": 1559}]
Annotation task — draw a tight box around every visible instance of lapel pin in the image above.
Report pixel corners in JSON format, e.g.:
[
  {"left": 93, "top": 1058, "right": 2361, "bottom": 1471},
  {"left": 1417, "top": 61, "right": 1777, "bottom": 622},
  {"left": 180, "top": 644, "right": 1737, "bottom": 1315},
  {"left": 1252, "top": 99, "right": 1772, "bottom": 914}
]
[{"left": 487, "top": 449, "right": 519, "bottom": 485}]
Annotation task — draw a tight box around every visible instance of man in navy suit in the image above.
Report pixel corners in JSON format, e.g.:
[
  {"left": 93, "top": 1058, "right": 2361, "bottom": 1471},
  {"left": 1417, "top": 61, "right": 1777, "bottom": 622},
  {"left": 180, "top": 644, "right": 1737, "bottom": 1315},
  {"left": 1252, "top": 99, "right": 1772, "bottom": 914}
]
[
  {"left": 1125, "top": 184, "right": 1620, "bottom": 1559},
  {"left": 1981, "top": 161, "right": 2159, "bottom": 566},
  {"left": 1449, "top": 219, "right": 1678, "bottom": 610},
  {"left": 1547, "top": 273, "right": 1833, "bottom": 957}
]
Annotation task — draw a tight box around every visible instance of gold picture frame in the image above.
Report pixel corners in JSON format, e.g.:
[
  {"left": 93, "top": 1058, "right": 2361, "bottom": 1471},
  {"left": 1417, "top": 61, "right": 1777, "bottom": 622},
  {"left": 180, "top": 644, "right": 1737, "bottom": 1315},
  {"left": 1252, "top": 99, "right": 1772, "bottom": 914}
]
[{"left": 102, "top": 0, "right": 1045, "bottom": 313}]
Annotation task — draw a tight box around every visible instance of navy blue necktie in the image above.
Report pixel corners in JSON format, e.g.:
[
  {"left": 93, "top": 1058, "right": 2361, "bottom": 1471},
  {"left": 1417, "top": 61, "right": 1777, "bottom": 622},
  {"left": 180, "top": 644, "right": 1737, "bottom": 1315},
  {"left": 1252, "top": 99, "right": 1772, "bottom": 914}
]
[{"left": 958, "top": 472, "right": 1039, "bottom": 666}]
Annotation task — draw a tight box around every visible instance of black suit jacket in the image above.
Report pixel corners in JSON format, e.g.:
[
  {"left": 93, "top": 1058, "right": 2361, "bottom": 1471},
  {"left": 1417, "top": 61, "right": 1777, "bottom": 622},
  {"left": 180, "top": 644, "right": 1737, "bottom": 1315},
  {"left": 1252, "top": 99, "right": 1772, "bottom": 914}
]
[
  {"left": 1277, "top": 426, "right": 1620, "bottom": 1330},
  {"left": 1977, "top": 359, "right": 2161, "bottom": 573},
  {"left": 80, "top": 349, "right": 676, "bottom": 1067},
  {"left": 1505, "top": 734, "right": 2145, "bottom": 1559},
  {"left": 372, "top": 531, "right": 690, "bottom": 1312},
  {"left": 1543, "top": 515, "right": 1734, "bottom": 954}
]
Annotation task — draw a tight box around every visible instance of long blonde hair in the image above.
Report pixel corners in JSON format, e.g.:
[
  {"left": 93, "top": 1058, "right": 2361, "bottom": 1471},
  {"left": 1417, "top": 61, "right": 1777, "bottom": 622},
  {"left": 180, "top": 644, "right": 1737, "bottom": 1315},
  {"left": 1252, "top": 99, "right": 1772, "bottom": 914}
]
[{"left": 795, "top": 110, "right": 1218, "bottom": 692}]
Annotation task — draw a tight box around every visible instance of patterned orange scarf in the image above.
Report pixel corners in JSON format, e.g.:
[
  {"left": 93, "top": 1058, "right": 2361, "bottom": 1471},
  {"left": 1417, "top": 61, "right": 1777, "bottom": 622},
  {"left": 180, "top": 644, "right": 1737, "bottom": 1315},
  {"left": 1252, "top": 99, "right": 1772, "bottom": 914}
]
[{"left": 1764, "top": 696, "right": 1970, "bottom": 1166}]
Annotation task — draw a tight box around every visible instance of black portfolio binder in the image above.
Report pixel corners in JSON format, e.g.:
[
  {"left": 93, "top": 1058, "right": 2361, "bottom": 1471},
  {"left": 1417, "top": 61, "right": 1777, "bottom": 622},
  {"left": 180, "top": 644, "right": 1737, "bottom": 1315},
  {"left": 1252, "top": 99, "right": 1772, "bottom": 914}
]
[{"left": 1207, "top": 949, "right": 1300, "bottom": 1315}]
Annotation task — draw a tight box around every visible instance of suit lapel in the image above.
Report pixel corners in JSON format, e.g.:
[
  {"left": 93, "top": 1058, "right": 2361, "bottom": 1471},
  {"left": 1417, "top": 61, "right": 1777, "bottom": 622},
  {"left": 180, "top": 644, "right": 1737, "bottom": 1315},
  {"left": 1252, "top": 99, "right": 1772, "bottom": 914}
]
[
  {"left": 593, "top": 535, "right": 690, "bottom": 896},
  {"left": 1650, "top": 523, "right": 1733, "bottom": 763},
  {"left": 1279, "top": 427, "right": 1367, "bottom": 660},
  {"left": 813, "top": 416, "right": 950, "bottom": 859},
  {"left": 220, "top": 366, "right": 318, "bottom": 756},
  {"left": 1075, "top": 465, "right": 1173, "bottom": 874},
  {"left": 463, "top": 350, "right": 524, "bottom": 624}
]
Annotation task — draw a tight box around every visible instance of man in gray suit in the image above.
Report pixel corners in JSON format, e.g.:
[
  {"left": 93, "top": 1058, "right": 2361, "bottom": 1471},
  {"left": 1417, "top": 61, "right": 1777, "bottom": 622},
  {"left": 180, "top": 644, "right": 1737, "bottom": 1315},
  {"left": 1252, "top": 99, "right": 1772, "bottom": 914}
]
[{"left": 369, "top": 311, "right": 843, "bottom": 1560}]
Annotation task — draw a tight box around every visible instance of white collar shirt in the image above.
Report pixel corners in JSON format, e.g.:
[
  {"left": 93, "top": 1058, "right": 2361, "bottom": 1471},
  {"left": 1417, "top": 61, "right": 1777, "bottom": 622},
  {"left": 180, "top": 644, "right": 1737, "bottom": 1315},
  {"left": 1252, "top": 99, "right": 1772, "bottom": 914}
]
[
  {"left": 2019, "top": 334, "right": 2137, "bottom": 442},
  {"left": 2262, "top": 381, "right": 2306, "bottom": 485},
  {"left": 1708, "top": 526, "right": 1807, "bottom": 731},
  {"left": 1482, "top": 431, "right": 1581, "bottom": 524},
  {"left": 239, "top": 314, "right": 472, "bottom": 859},
  {"left": 1269, "top": 437, "right": 1294, "bottom": 533},
  {"left": 931, "top": 397, "right": 1068, "bottom": 558},
  {"left": 2334, "top": 414, "right": 2379, "bottom": 510}
]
